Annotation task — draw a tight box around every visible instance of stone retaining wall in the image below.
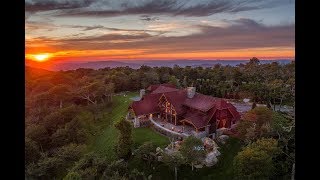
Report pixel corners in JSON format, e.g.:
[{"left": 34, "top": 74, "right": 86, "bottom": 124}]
[{"left": 149, "top": 118, "right": 189, "bottom": 139}]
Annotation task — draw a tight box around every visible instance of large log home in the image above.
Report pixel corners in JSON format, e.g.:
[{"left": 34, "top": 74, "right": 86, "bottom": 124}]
[{"left": 128, "top": 84, "right": 240, "bottom": 137}]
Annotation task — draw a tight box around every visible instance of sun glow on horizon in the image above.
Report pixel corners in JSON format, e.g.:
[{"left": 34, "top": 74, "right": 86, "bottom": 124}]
[{"left": 30, "top": 53, "right": 51, "bottom": 62}]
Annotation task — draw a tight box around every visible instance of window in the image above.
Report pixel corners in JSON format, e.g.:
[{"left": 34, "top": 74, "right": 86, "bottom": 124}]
[{"left": 222, "top": 119, "right": 226, "bottom": 127}]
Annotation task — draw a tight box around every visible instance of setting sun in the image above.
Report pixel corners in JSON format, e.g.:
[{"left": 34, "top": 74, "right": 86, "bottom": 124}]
[{"left": 32, "top": 54, "right": 51, "bottom": 62}]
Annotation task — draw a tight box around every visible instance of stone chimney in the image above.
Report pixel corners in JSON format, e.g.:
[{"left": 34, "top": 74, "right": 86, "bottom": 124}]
[
  {"left": 187, "top": 87, "right": 196, "bottom": 98},
  {"left": 140, "top": 89, "right": 146, "bottom": 98}
]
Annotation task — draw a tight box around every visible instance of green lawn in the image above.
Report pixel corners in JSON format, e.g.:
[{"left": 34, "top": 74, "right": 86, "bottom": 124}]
[
  {"left": 89, "top": 92, "right": 138, "bottom": 160},
  {"left": 133, "top": 128, "right": 170, "bottom": 149},
  {"left": 89, "top": 92, "right": 169, "bottom": 161}
]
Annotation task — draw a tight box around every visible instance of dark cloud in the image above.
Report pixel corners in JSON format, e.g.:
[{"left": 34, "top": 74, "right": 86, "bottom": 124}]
[
  {"left": 140, "top": 15, "right": 160, "bottom": 22},
  {"left": 26, "top": 0, "right": 287, "bottom": 17},
  {"left": 63, "top": 24, "right": 168, "bottom": 35},
  {"left": 28, "top": 32, "right": 152, "bottom": 44},
  {"left": 63, "top": 32, "right": 152, "bottom": 42},
  {"left": 71, "top": 25, "right": 105, "bottom": 31},
  {"left": 26, "top": 18, "right": 294, "bottom": 53},
  {"left": 83, "top": 25, "right": 104, "bottom": 31},
  {"left": 25, "top": 0, "right": 95, "bottom": 13},
  {"left": 232, "top": 18, "right": 262, "bottom": 26}
]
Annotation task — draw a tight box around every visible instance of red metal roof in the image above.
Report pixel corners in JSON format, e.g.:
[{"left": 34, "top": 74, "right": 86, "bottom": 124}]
[
  {"left": 206, "top": 107, "right": 217, "bottom": 124},
  {"left": 150, "top": 85, "right": 178, "bottom": 94},
  {"left": 227, "top": 103, "right": 241, "bottom": 120},
  {"left": 163, "top": 89, "right": 188, "bottom": 115},
  {"left": 147, "top": 83, "right": 176, "bottom": 92},
  {"left": 181, "top": 111, "right": 209, "bottom": 129},
  {"left": 215, "top": 99, "right": 229, "bottom": 110},
  {"left": 130, "top": 93, "right": 161, "bottom": 116},
  {"left": 183, "top": 93, "right": 218, "bottom": 112},
  {"left": 130, "top": 85, "right": 240, "bottom": 125}
]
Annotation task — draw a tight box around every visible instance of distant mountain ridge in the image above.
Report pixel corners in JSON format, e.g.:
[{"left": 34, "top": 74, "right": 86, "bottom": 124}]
[
  {"left": 29, "top": 59, "right": 294, "bottom": 71},
  {"left": 25, "top": 66, "right": 55, "bottom": 79}
]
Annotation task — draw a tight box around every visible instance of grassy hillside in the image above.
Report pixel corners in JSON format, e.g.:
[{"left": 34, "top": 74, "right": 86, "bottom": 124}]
[{"left": 89, "top": 92, "right": 169, "bottom": 160}]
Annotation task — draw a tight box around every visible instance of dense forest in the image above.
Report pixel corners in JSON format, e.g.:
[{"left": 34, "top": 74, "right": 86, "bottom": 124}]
[{"left": 25, "top": 58, "right": 295, "bottom": 179}]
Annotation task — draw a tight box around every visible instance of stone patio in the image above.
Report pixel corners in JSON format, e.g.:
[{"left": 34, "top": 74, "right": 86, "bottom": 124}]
[{"left": 151, "top": 117, "right": 207, "bottom": 138}]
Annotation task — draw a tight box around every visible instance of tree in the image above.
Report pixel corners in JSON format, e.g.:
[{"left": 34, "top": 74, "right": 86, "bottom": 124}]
[
  {"left": 31, "top": 81, "right": 54, "bottom": 94},
  {"left": 25, "top": 124, "right": 49, "bottom": 151},
  {"left": 249, "top": 138, "right": 279, "bottom": 154},
  {"left": 26, "top": 154, "right": 64, "bottom": 178},
  {"left": 32, "top": 92, "right": 52, "bottom": 108},
  {"left": 269, "top": 79, "right": 286, "bottom": 111},
  {"left": 53, "top": 143, "right": 86, "bottom": 163},
  {"left": 76, "top": 80, "right": 105, "bottom": 105},
  {"left": 25, "top": 137, "right": 41, "bottom": 165},
  {"left": 114, "top": 119, "right": 133, "bottom": 159},
  {"left": 237, "top": 107, "right": 273, "bottom": 142},
  {"left": 68, "top": 152, "right": 109, "bottom": 179},
  {"left": 64, "top": 118, "right": 89, "bottom": 143},
  {"left": 182, "top": 76, "right": 188, "bottom": 87},
  {"left": 248, "top": 57, "right": 260, "bottom": 66},
  {"left": 168, "top": 75, "right": 180, "bottom": 87},
  {"left": 63, "top": 172, "right": 82, "bottom": 180},
  {"left": 129, "top": 168, "right": 147, "bottom": 180},
  {"left": 271, "top": 112, "right": 295, "bottom": 178},
  {"left": 110, "top": 71, "right": 130, "bottom": 92},
  {"left": 233, "top": 138, "right": 279, "bottom": 179},
  {"left": 244, "top": 124, "right": 257, "bottom": 144},
  {"left": 141, "top": 70, "right": 160, "bottom": 88},
  {"left": 105, "top": 171, "right": 128, "bottom": 180},
  {"left": 26, "top": 144, "right": 86, "bottom": 179},
  {"left": 104, "top": 83, "right": 115, "bottom": 102},
  {"left": 235, "top": 120, "right": 253, "bottom": 139},
  {"left": 272, "top": 112, "right": 294, "bottom": 141},
  {"left": 135, "top": 142, "right": 157, "bottom": 167},
  {"left": 180, "top": 136, "right": 206, "bottom": 171},
  {"left": 48, "top": 84, "right": 71, "bottom": 108},
  {"left": 234, "top": 147, "right": 273, "bottom": 179},
  {"left": 162, "top": 151, "right": 185, "bottom": 180},
  {"left": 251, "top": 102, "right": 257, "bottom": 109},
  {"left": 243, "top": 106, "right": 273, "bottom": 128},
  {"left": 102, "top": 160, "right": 129, "bottom": 179},
  {"left": 42, "top": 105, "right": 79, "bottom": 134},
  {"left": 51, "top": 118, "right": 89, "bottom": 147},
  {"left": 50, "top": 128, "right": 70, "bottom": 147}
]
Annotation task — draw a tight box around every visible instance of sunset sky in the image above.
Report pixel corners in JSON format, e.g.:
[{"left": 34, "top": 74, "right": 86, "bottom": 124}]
[{"left": 25, "top": 0, "right": 295, "bottom": 65}]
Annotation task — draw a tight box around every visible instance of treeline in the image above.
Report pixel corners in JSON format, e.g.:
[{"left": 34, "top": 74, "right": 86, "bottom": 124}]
[
  {"left": 77, "top": 57, "right": 294, "bottom": 108},
  {"left": 30, "top": 57, "right": 294, "bottom": 106}
]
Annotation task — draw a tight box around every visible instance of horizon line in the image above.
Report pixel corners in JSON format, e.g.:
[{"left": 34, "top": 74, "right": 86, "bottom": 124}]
[{"left": 26, "top": 58, "right": 295, "bottom": 64}]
